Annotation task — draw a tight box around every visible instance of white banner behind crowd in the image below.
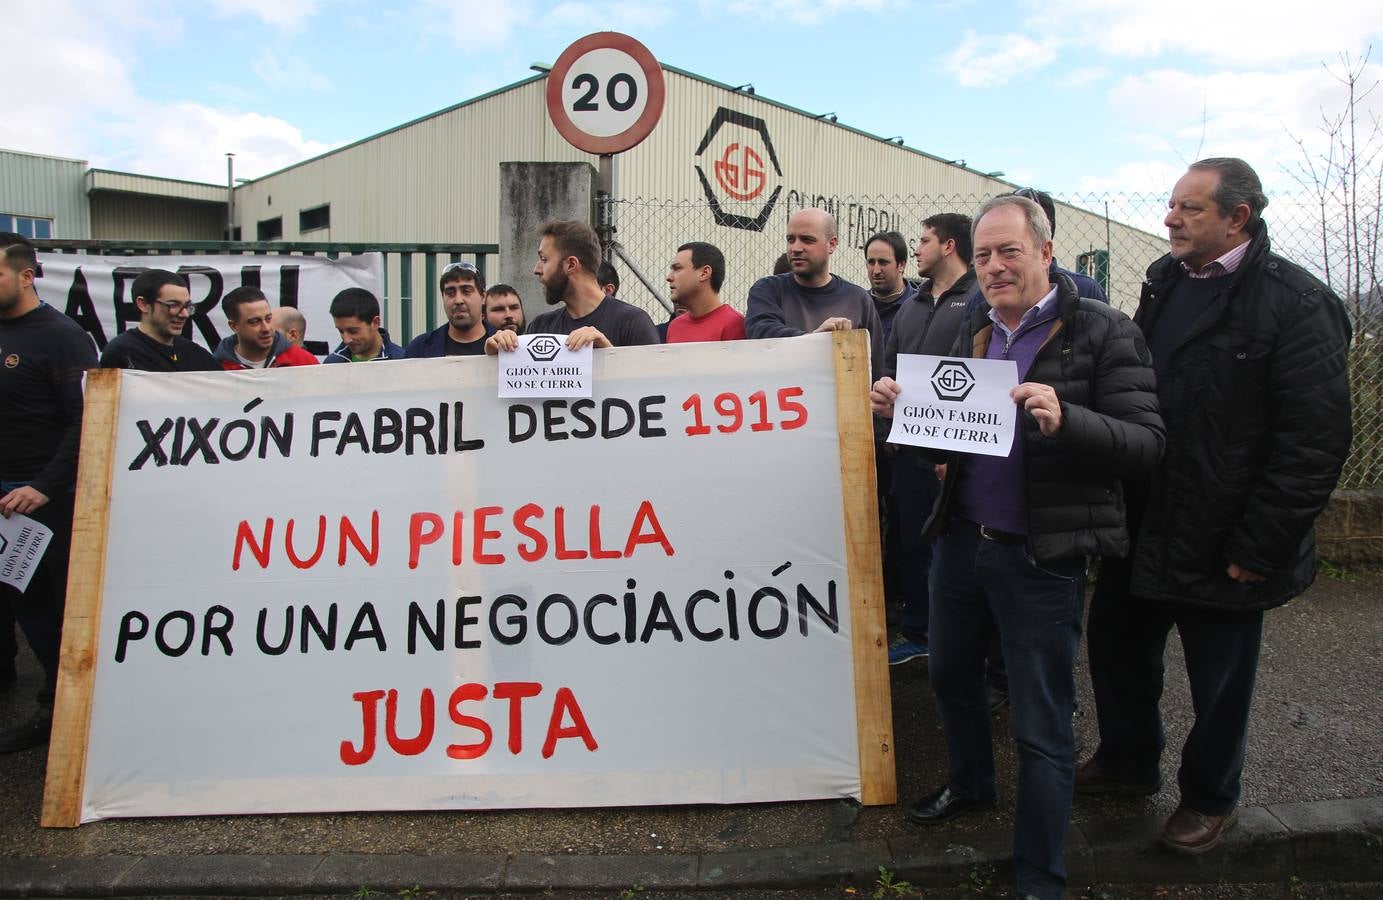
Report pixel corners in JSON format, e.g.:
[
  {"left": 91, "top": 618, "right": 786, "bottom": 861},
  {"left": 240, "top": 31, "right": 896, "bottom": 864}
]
[
  {"left": 35, "top": 253, "right": 384, "bottom": 358},
  {"left": 76, "top": 336, "right": 862, "bottom": 821}
]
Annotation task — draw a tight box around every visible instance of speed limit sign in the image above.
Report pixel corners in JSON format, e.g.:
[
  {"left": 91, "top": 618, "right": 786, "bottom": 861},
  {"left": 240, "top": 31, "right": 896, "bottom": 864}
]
[{"left": 545, "top": 32, "right": 666, "bottom": 155}]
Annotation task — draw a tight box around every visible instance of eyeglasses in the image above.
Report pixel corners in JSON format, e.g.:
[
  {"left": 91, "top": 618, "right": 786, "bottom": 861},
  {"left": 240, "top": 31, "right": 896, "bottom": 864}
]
[
  {"left": 151, "top": 299, "right": 196, "bottom": 315},
  {"left": 1013, "top": 187, "right": 1042, "bottom": 201},
  {"left": 443, "top": 261, "right": 479, "bottom": 275}
]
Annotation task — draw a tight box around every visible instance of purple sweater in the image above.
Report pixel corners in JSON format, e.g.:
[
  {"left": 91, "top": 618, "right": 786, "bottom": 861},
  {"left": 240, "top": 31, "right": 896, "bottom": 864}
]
[{"left": 952, "top": 299, "right": 1060, "bottom": 534}]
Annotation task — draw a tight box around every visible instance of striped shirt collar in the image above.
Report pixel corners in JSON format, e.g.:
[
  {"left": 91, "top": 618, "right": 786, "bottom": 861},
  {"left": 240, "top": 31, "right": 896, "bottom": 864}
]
[
  {"left": 988, "top": 285, "right": 1059, "bottom": 338},
  {"left": 1182, "top": 239, "right": 1250, "bottom": 279}
]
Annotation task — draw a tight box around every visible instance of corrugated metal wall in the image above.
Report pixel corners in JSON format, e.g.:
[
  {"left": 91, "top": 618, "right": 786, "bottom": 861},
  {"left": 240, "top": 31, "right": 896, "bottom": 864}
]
[
  {"left": 89, "top": 194, "right": 226, "bottom": 241},
  {"left": 230, "top": 67, "right": 1166, "bottom": 325},
  {"left": 0, "top": 149, "right": 90, "bottom": 238}
]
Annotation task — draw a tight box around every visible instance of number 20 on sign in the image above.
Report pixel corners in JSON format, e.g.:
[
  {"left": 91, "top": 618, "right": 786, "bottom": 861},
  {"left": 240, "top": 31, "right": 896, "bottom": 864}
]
[{"left": 546, "top": 33, "right": 666, "bottom": 156}]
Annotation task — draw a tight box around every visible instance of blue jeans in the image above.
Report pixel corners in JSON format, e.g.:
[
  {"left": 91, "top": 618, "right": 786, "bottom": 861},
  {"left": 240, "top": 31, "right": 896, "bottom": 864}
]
[{"left": 929, "top": 521, "right": 1085, "bottom": 900}]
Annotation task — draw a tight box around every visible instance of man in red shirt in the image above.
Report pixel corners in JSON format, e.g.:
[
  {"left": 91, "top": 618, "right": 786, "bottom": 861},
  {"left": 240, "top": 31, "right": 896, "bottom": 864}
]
[
  {"left": 665, "top": 242, "right": 744, "bottom": 343},
  {"left": 213, "top": 286, "right": 319, "bottom": 369}
]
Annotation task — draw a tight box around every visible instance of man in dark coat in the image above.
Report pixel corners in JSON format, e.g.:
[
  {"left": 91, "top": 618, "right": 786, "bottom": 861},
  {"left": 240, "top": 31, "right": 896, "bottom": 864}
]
[
  {"left": 1077, "top": 158, "right": 1353, "bottom": 855},
  {"left": 872, "top": 195, "right": 1164, "bottom": 900}
]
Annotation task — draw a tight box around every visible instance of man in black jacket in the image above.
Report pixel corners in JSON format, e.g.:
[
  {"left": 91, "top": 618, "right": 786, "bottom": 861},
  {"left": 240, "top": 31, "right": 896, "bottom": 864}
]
[
  {"left": 1078, "top": 158, "right": 1353, "bottom": 855},
  {"left": 874, "top": 213, "right": 974, "bottom": 665},
  {"left": 0, "top": 233, "right": 97, "bottom": 752},
  {"left": 872, "top": 196, "right": 1164, "bottom": 900}
]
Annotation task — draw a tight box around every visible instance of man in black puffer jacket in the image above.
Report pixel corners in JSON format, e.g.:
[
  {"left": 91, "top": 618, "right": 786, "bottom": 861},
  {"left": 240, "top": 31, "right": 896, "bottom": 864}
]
[
  {"left": 1077, "top": 158, "right": 1353, "bottom": 856},
  {"left": 872, "top": 195, "right": 1163, "bottom": 900}
]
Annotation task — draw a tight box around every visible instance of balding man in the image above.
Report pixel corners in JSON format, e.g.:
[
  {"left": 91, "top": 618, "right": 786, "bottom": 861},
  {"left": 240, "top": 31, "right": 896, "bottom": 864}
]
[
  {"left": 746, "top": 208, "right": 882, "bottom": 376},
  {"left": 273, "top": 306, "right": 308, "bottom": 350}
]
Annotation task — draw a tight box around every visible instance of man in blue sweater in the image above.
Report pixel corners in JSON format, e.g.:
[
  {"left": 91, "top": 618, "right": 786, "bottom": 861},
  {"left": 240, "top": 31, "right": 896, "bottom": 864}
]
[{"left": 746, "top": 208, "right": 883, "bottom": 378}]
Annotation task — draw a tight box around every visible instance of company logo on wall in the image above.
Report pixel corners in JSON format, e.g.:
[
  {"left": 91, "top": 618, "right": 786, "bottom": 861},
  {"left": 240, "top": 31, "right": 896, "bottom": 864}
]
[{"left": 694, "top": 107, "right": 783, "bottom": 232}]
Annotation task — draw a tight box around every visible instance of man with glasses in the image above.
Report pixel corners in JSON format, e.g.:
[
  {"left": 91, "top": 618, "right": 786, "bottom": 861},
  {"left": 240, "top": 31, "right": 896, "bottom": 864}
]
[
  {"left": 405, "top": 261, "right": 492, "bottom": 358},
  {"left": 1079, "top": 158, "right": 1352, "bottom": 855},
  {"left": 0, "top": 233, "right": 97, "bottom": 752},
  {"left": 98, "top": 269, "right": 218, "bottom": 371},
  {"left": 872, "top": 196, "right": 1163, "bottom": 900}
]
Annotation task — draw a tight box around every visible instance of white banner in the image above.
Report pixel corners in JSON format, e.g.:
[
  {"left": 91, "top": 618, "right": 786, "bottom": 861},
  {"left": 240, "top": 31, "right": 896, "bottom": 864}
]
[
  {"left": 887, "top": 355, "right": 1018, "bottom": 457},
  {"left": 35, "top": 253, "right": 383, "bottom": 358},
  {"left": 77, "top": 335, "right": 862, "bottom": 821}
]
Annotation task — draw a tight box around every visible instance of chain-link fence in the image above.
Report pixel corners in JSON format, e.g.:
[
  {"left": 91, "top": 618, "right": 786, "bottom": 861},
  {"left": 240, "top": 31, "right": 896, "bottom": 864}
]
[{"left": 603, "top": 191, "right": 1382, "bottom": 491}]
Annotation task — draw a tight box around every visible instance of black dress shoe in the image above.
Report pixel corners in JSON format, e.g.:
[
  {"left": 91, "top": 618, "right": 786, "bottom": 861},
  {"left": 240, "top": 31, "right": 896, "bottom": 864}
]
[{"left": 906, "top": 784, "right": 996, "bottom": 825}]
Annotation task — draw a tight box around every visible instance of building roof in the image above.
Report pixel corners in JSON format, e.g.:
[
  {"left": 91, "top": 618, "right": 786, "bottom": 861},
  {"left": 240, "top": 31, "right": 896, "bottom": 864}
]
[
  {"left": 85, "top": 169, "right": 225, "bottom": 203},
  {"left": 244, "top": 63, "right": 997, "bottom": 185}
]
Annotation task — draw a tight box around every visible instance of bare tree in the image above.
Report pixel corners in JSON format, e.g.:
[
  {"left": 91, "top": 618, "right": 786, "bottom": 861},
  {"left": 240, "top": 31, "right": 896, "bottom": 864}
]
[{"left": 1284, "top": 47, "right": 1383, "bottom": 328}]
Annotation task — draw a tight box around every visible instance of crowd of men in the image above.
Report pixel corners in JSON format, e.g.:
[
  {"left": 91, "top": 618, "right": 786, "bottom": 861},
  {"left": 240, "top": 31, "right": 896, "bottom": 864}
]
[{"left": 0, "top": 157, "right": 1353, "bottom": 900}]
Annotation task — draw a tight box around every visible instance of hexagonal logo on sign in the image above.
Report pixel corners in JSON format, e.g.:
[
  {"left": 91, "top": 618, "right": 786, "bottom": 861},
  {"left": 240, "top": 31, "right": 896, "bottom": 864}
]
[
  {"left": 931, "top": 360, "right": 976, "bottom": 402},
  {"left": 694, "top": 107, "right": 783, "bottom": 232},
  {"left": 527, "top": 335, "right": 563, "bottom": 362}
]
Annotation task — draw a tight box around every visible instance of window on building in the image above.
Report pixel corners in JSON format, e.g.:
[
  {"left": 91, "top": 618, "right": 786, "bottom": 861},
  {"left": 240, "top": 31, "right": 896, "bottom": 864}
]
[
  {"left": 258, "top": 216, "right": 284, "bottom": 241},
  {"left": 0, "top": 214, "right": 54, "bottom": 240},
  {"left": 299, "top": 204, "right": 330, "bottom": 233}
]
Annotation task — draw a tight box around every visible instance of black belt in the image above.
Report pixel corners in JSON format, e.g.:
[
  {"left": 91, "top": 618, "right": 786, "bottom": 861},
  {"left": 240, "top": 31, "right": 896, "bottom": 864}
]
[{"left": 979, "top": 524, "right": 1026, "bottom": 544}]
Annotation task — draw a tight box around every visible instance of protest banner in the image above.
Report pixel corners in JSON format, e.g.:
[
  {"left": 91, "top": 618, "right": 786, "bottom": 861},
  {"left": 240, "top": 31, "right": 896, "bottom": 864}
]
[
  {"left": 42, "top": 331, "right": 893, "bottom": 826},
  {"left": 35, "top": 253, "right": 383, "bottom": 358},
  {"left": 887, "top": 355, "right": 1019, "bottom": 457}
]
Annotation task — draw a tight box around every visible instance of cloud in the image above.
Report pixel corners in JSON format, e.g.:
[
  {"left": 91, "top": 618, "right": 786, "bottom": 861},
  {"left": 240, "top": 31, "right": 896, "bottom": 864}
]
[
  {"left": 547, "top": 1, "right": 674, "bottom": 30},
  {"left": 700, "top": 0, "right": 893, "bottom": 25},
  {"left": 419, "top": 0, "right": 533, "bottom": 44},
  {"left": 1056, "top": 0, "right": 1383, "bottom": 67},
  {"left": 943, "top": 30, "right": 1059, "bottom": 88},
  {"left": 0, "top": 1, "right": 332, "bottom": 184},
  {"left": 211, "top": 0, "right": 320, "bottom": 29},
  {"left": 103, "top": 104, "right": 335, "bottom": 183},
  {"left": 252, "top": 47, "right": 332, "bottom": 90},
  {"left": 1104, "top": 63, "right": 1383, "bottom": 190},
  {"left": 1056, "top": 66, "right": 1107, "bottom": 88}
]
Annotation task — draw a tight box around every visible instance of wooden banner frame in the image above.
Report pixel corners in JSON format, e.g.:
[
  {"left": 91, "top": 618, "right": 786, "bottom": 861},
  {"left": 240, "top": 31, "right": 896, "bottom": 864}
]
[
  {"left": 41, "top": 335, "right": 895, "bottom": 826},
  {"left": 43, "top": 367, "right": 121, "bottom": 827}
]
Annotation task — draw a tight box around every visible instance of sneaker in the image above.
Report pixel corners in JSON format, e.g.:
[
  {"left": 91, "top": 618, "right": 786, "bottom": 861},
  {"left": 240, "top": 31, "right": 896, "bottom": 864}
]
[
  {"left": 888, "top": 636, "right": 929, "bottom": 666},
  {"left": 0, "top": 706, "right": 53, "bottom": 753}
]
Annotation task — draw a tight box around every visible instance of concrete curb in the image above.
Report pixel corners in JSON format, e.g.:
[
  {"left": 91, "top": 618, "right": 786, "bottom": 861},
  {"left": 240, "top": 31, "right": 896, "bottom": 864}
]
[{"left": 2, "top": 796, "right": 1380, "bottom": 896}]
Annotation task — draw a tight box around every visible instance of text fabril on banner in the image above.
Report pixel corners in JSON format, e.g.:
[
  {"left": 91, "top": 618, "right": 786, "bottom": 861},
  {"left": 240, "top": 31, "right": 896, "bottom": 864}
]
[{"left": 42, "top": 332, "right": 894, "bottom": 826}]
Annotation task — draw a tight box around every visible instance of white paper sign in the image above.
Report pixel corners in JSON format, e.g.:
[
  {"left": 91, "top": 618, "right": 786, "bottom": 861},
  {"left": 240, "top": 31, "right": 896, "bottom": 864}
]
[
  {"left": 887, "top": 355, "right": 1019, "bottom": 457},
  {"left": 497, "top": 334, "right": 593, "bottom": 398},
  {"left": 74, "top": 335, "right": 862, "bottom": 821},
  {"left": 0, "top": 513, "right": 53, "bottom": 593}
]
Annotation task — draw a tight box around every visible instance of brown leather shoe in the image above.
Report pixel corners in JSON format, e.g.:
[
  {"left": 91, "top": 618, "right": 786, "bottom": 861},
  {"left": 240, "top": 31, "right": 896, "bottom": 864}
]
[
  {"left": 1160, "top": 805, "right": 1238, "bottom": 855},
  {"left": 1074, "top": 757, "right": 1161, "bottom": 796}
]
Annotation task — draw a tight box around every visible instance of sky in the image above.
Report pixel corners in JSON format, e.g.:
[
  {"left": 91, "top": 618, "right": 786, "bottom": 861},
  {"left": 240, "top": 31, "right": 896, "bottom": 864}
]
[{"left": 6, "top": 0, "right": 1382, "bottom": 199}]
